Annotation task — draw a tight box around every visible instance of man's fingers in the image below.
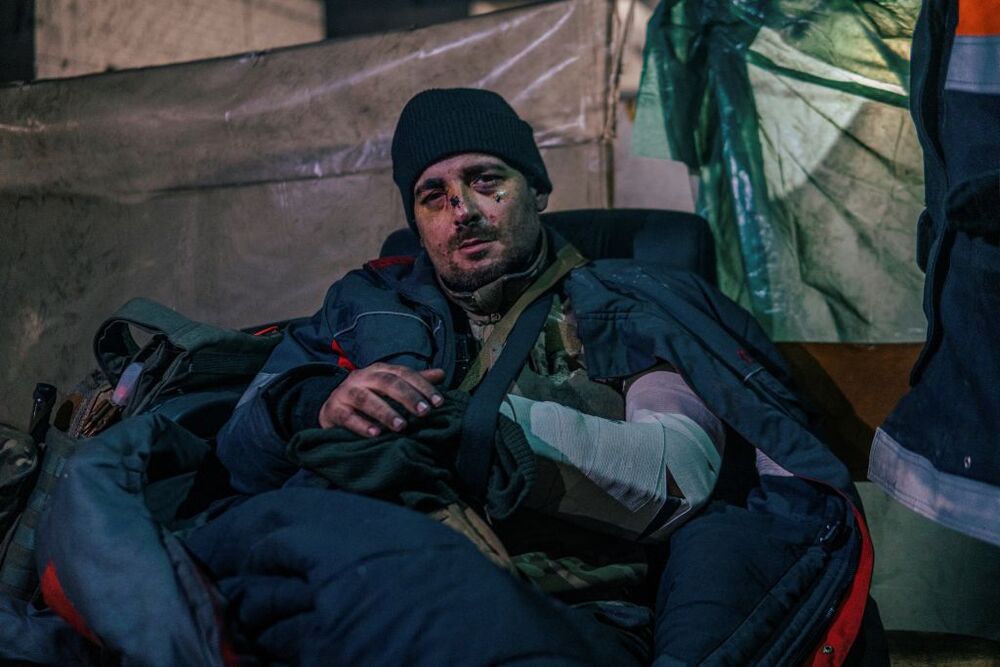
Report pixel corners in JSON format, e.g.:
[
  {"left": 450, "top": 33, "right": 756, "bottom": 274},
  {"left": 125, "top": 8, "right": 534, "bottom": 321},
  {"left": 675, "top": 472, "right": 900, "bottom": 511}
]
[
  {"left": 322, "top": 387, "right": 397, "bottom": 436},
  {"left": 418, "top": 368, "right": 447, "bottom": 406},
  {"left": 339, "top": 411, "right": 383, "bottom": 438},
  {"left": 369, "top": 367, "right": 444, "bottom": 414},
  {"left": 419, "top": 367, "right": 446, "bottom": 381},
  {"left": 349, "top": 385, "right": 407, "bottom": 432},
  {"left": 319, "top": 397, "right": 358, "bottom": 431},
  {"left": 374, "top": 372, "right": 432, "bottom": 417},
  {"left": 318, "top": 365, "right": 449, "bottom": 435}
]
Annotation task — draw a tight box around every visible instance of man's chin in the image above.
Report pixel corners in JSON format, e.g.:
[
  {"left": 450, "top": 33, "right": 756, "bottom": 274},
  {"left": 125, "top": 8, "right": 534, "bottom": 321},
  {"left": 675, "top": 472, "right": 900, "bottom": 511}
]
[{"left": 439, "top": 264, "right": 505, "bottom": 293}]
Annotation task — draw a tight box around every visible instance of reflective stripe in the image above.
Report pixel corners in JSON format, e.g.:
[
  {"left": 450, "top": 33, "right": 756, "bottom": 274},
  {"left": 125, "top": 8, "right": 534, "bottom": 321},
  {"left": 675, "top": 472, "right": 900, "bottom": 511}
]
[
  {"left": 869, "top": 428, "right": 1000, "bottom": 547},
  {"left": 234, "top": 371, "right": 278, "bottom": 409},
  {"left": 946, "top": 36, "right": 1000, "bottom": 94},
  {"left": 957, "top": 0, "right": 1000, "bottom": 36},
  {"left": 332, "top": 310, "right": 432, "bottom": 338}
]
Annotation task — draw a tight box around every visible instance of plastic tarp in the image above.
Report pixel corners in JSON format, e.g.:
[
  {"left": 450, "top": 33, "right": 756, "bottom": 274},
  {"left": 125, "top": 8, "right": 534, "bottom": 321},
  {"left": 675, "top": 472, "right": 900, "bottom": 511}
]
[
  {"left": 633, "top": 0, "right": 927, "bottom": 342},
  {"left": 0, "top": 0, "right": 614, "bottom": 424}
]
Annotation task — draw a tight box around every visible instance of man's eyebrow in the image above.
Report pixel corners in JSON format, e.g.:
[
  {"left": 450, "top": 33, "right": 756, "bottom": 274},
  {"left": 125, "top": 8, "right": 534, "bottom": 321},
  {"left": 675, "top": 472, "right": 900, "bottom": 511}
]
[
  {"left": 414, "top": 161, "right": 510, "bottom": 195},
  {"left": 461, "top": 161, "right": 509, "bottom": 178},
  {"left": 414, "top": 177, "right": 445, "bottom": 196}
]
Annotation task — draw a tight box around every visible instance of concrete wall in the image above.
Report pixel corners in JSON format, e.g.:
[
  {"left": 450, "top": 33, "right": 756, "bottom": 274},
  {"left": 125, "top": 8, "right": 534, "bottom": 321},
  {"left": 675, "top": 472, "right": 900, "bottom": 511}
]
[
  {"left": 35, "top": 0, "right": 324, "bottom": 79},
  {"left": 1, "top": 0, "right": 614, "bottom": 425}
]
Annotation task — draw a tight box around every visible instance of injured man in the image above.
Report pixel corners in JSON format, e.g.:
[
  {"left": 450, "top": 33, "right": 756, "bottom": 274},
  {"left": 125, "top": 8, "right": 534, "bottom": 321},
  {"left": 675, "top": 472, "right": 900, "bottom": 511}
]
[
  {"left": 180, "top": 88, "right": 876, "bottom": 665},
  {"left": 10, "top": 87, "right": 877, "bottom": 665}
]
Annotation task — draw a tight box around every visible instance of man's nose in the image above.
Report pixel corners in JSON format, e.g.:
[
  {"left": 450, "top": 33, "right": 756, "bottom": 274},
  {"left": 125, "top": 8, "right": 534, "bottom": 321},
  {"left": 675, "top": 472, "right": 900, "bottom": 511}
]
[{"left": 450, "top": 188, "right": 481, "bottom": 225}]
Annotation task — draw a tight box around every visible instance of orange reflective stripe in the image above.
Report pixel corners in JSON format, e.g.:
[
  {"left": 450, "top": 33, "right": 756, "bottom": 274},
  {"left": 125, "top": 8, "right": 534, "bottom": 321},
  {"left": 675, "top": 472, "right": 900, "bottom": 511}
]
[{"left": 956, "top": 0, "right": 1000, "bottom": 36}]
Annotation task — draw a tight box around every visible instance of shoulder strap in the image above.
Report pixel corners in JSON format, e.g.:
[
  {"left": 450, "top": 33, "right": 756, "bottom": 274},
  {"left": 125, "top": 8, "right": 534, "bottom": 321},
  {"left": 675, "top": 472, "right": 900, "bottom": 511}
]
[
  {"left": 456, "top": 293, "right": 552, "bottom": 501},
  {"left": 457, "top": 242, "right": 587, "bottom": 393},
  {"left": 455, "top": 241, "right": 587, "bottom": 501}
]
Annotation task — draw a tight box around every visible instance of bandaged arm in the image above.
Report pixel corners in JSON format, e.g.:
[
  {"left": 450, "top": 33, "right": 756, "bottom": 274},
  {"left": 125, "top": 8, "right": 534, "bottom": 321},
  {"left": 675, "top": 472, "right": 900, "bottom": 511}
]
[{"left": 500, "top": 370, "right": 724, "bottom": 542}]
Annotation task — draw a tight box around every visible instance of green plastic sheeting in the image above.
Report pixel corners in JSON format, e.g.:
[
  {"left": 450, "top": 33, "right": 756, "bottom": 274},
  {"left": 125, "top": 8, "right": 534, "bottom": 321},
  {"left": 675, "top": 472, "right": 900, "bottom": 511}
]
[{"left": 634, "top": 0, "right": 927, "bottom": 342}]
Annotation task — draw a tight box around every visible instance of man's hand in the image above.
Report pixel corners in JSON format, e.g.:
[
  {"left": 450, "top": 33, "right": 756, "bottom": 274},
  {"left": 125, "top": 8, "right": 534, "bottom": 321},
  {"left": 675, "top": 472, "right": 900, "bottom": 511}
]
[{"left": 319, "top": 363, "right": 446, "bottom": 437}]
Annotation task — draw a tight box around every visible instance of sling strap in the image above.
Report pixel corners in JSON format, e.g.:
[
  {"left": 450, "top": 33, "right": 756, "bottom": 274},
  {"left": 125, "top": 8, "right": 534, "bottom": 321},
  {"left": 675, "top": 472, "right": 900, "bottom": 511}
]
[
  {"left": 457, "top": 242, "right": 587, "bottom": 393},
  {"left": 456, "top": 241, "right": 587, "bottom": 501}
]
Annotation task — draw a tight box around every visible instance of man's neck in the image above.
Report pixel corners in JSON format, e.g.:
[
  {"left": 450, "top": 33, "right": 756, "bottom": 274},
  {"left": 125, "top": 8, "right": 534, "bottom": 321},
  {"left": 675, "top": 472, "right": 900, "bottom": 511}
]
[{"left": 438, "top": 231, "right": 550, "bottom": 324}]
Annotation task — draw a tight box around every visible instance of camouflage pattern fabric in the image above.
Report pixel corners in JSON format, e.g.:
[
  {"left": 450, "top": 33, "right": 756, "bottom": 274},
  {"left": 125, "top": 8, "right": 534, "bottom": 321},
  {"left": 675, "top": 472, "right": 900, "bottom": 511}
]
[
  {"left": 427, "top": 500, "right": 518, "bottom": 575},
  {"left": 511, "top": 294, "right": 624, "bottom": 419},
  {"left": 512, "top": 551, "right": 649, "bottom": 603}
]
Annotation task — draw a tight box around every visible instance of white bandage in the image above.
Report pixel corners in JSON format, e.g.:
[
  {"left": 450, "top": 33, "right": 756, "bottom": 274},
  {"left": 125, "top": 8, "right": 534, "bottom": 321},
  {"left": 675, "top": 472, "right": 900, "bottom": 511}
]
[{"left": 501, "top": 371, "right": 724, "bottom": 542}]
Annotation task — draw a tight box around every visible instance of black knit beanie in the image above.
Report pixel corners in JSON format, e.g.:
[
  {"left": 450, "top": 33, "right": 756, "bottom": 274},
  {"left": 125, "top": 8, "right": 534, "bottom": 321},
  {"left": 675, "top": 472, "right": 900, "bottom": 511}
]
[{"left": 391, "top": 88, "right": 553, "bottom": 231}]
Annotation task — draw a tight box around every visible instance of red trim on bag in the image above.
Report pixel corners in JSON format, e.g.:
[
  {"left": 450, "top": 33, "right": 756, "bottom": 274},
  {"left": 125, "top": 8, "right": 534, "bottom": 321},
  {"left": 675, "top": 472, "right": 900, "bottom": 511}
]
[
  {"left": 186, "top": 553, "right": 242, "bottom": 667},
  {"left": 252, "top": 324, "right": 280, "bottom": 336},
  {"left": 366, "top": 255, "right": 416, "bottom": 270},
  {"left": 956, "top": 0, "right": 1000, "bottom": 36},
  {"left": 807, "top": 501, "right": 874, "bottom": 666},
  {"left": 40, "top": 560, "right": 101, "bottom": 646},
  {"left": 331, "top": 338, "right": 356, "bottom": 371}
]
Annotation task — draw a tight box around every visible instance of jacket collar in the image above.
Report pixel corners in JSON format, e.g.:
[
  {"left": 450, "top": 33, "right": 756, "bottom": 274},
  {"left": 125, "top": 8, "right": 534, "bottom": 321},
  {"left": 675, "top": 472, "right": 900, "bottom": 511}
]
[{"left": 369, "top": 225, "right": 579, "bottom": 315}]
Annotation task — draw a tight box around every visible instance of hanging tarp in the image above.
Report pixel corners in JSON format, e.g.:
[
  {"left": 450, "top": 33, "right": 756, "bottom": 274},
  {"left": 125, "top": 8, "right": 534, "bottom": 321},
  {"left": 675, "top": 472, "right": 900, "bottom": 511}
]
[
  {"left": 633, "top": 0, "right": 927, "bottom": 342},
  {"left": 0, "top": 0, "right": 614, "bottom": 424}
]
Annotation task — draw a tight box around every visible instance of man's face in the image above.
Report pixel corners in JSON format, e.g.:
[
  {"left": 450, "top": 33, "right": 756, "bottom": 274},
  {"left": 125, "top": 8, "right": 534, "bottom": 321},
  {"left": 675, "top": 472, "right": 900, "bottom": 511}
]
[{"left": 412, "top": 153, "right": 548, "bottom": 292}]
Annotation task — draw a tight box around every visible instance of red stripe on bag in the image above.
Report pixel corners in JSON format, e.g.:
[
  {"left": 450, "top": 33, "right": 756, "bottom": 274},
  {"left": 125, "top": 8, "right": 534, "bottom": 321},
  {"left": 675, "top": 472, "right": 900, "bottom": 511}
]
[
  {"left": 252, "top": 324, "right": 279, "bottom": 336},
  {"left": 807, "top": 501, "right": 874, "bottom": 666},
  {"left": 40, "top": 560, "right": 101, "bottom": 646},
  {"left": 331, "top": 338, "right": 356, "bottom": 371},
  {"left": 956, "top": 0, "right": 1000, "bottom": 36}
]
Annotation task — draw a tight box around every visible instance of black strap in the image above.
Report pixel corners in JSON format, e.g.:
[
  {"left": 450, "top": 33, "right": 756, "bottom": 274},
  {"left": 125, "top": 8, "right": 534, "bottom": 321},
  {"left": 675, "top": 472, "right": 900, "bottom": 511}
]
[
  {"left": 456, "top": 292, "right": 553, "bottom": 501},
  {"left": 458, "top": 242, "right": 586, "bottom": 393}
]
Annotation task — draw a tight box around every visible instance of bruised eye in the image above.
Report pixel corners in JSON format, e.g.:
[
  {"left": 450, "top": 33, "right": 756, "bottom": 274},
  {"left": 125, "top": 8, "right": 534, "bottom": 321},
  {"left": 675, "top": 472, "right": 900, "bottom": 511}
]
[
  {"left": 473, "top": 173, "right": 503, "bottom": 191},
  {"left": 419, "top": 191, "right": 446, "bottom": 208}
]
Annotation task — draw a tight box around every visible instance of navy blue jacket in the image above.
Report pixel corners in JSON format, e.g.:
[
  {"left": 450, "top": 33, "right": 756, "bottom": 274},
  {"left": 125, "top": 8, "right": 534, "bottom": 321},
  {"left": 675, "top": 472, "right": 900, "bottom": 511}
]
[
  {"left": 13, "top": 233, "right": 880, "bottom": 665},
  {"left": 216, "top": 232, "right": 875, "bottom": 664}
]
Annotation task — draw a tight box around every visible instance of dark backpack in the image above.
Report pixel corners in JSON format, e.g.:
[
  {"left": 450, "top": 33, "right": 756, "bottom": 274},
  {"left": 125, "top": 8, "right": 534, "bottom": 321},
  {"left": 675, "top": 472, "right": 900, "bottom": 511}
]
[
  {"left": 0, "top": 297, "right": 281, "bottom": 602},
  {"left": 93, "top": 297, "right": 281, "bottom": 419}
]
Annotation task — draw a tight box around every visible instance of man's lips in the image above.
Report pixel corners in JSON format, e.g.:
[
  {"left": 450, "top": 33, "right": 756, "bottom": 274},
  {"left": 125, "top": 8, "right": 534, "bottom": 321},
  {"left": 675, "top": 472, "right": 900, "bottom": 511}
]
[{"left": 457, "top": 237, "right": 494, "bottom": 250}]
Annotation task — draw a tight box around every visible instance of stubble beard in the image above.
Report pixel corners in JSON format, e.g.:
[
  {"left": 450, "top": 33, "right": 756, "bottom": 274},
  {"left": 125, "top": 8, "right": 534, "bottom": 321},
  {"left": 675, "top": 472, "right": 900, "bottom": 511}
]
[
  {"left": 438, "top": 220, "right": 540, "bottom": 293},
  {"left": 438, "top": 240, "right": 536, "bottom": 292}
]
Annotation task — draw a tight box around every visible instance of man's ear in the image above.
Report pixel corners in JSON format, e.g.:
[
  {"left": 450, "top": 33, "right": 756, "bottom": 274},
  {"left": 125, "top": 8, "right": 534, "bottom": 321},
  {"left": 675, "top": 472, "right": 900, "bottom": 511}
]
[{"left": 534, "top": 190, "right": 550, "bottom": 212}]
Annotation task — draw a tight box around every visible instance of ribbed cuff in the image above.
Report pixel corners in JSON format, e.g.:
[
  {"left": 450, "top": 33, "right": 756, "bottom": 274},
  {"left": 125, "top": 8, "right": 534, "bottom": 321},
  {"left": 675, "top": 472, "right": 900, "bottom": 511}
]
[{"left": 263, "top": 365, "right": 347, "bottom": 438}]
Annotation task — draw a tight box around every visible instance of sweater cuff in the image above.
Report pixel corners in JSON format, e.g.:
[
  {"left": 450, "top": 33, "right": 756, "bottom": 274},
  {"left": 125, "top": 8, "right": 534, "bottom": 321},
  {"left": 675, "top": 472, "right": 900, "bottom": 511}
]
[{"left": 264, "top": 365, "right": 347, "bottom": 438}]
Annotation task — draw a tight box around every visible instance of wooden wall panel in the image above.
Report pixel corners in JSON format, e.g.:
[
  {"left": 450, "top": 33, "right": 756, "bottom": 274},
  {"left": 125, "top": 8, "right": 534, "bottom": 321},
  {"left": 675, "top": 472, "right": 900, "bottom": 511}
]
[{"left": 777, "top": 342, "right": 922, "bottom": 478}]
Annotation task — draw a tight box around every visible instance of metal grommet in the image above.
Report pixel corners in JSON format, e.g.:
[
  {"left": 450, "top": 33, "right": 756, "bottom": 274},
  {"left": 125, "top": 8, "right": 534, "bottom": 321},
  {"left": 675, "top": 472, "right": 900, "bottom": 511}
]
[{"left": 822, "top": 645, "right": 834, "bottom": 655}]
